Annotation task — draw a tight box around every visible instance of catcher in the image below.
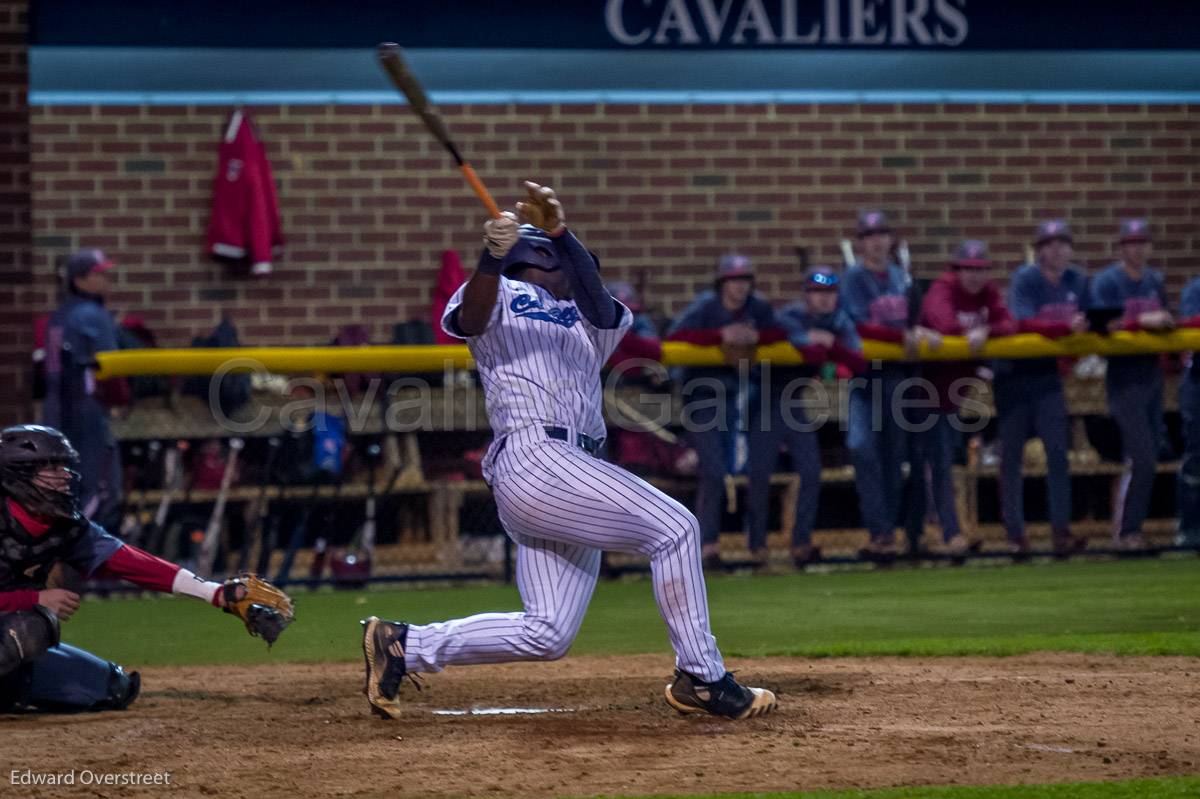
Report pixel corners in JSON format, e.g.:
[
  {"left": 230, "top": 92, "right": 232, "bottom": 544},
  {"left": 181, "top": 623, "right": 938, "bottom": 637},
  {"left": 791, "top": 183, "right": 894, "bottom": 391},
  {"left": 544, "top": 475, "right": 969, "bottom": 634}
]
[{"left": 0, "top": 425, "right": 294, "bottom": 713}]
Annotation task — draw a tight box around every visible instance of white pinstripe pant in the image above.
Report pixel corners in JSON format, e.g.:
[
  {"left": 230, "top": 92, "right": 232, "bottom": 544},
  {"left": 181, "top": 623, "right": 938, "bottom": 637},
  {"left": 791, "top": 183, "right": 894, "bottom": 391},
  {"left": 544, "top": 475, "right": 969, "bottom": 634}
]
[{"left": 403, "top": 428, "right": 726, "bottom": 682}]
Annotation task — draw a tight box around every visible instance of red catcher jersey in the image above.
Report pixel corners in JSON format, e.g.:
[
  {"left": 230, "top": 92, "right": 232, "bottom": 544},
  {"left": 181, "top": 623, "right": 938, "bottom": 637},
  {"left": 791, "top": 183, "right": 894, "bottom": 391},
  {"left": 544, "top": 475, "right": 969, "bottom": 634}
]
[{"left": 206, "top": 109, "right": 283, "bottom": 276}]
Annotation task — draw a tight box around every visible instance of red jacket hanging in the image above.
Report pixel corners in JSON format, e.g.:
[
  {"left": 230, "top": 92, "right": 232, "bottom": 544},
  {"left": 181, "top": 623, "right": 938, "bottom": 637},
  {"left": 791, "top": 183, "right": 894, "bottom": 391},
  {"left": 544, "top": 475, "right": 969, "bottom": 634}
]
[
  {"left": 432, "top": 250, "right": 467, "bottom": 345},
  {"left": 206, "top": 109, "right": 283, "bottom": 277}
]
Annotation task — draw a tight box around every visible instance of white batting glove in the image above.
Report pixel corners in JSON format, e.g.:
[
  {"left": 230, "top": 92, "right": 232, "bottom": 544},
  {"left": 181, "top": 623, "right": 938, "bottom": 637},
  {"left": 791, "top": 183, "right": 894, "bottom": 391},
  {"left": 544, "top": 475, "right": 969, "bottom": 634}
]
[
  {"left": 516, "top": 181, "right": 566, "bottom": 234},
  {"left": 483, "top": 211, "right": 520, "bottom": 259}
]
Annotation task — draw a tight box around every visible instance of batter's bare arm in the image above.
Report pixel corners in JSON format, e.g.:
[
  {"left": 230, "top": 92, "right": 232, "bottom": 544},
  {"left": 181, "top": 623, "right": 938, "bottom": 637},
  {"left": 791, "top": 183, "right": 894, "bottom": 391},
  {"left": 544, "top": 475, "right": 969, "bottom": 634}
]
[{"left": 457, "top": 212, "right": 520, "bottom": 336}]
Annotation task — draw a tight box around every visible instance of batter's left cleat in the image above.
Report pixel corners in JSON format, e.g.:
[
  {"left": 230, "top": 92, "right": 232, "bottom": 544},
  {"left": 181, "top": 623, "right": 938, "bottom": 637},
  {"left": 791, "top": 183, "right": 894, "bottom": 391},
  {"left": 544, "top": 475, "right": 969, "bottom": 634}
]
[
  {"left": 361, "top": 616, "right": 410, "bottom": 720},
  {"left": 665, "top": 670, "right": 777, "bottom": 720}
]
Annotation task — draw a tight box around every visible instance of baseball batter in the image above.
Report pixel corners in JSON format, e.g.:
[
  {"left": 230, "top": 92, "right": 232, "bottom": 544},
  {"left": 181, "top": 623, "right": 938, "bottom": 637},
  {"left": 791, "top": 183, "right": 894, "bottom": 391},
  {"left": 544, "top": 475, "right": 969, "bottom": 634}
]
[{"left": 361, "top": 182, "right": 775, "bottom": 721}]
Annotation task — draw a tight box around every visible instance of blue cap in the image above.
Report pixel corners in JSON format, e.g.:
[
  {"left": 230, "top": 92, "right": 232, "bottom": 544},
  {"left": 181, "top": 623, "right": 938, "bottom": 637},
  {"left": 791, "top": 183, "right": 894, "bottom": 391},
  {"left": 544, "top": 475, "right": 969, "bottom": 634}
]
[{"left": 803, "top": 266, "right": 840, "bottom": 291}]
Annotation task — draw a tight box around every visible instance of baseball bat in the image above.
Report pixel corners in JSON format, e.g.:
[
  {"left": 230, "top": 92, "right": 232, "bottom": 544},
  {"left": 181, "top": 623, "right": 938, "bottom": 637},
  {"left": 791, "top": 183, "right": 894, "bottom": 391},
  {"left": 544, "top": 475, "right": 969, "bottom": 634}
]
[
  {"left": 199, "top": 438, "right": 243, "bottom": 578},
  {"left": 238, "top": 436, "right": 280, "bottom": 574},
  {"left": 898, "top": 239, "right": 923, "bottom": 328},
  {"left": 839, "top": 239, "right": 855, "bottom": 269},
  {"left": 144, "top": 439, "right": 187, "bottom": 556},
  {"left": 377, "top": 42, "right": 501, "bottom": 219}
]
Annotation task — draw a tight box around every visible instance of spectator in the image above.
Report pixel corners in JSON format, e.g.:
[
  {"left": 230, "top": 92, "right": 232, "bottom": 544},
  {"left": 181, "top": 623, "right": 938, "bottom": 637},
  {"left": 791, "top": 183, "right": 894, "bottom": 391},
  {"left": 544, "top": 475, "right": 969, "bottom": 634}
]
[
  {"left": 772, "top": 266, "right": 866, "bottom": 567},
  {"left": 41, "top": 249, "right": 122, "bottom": 531},
  {"left": 840, "top": 211, "right": 939, "bottom": 559},
  {"left": 994, "top": 220, "right": 1089, "bottom": 559},
  {"left": 919, "top": 240, "right": 1016, "bottom": 556},
  {"left": 1176, "top": 277, "right": 1200, "bottom": 549},
  {"left": 1089, "top": 219, "right": 1173, "bottom": 550},
  {"left": 667, "top": 254, "right": 786, "bottom": 570}
]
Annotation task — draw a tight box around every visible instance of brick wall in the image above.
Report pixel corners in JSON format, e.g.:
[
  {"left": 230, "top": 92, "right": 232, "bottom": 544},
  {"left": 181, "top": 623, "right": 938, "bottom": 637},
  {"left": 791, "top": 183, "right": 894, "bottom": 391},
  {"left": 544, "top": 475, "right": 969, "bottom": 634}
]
[
  {"left": 0, "top": 0, "right": 29, "bottom": 424},
  {"left": 25, "top": 102, "right": 1200, "bottom": 354}
]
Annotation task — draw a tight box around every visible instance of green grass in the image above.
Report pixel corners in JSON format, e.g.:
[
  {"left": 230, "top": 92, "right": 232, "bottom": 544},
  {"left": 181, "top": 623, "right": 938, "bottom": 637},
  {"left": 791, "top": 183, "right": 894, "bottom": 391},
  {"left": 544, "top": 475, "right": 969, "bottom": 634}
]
[
  {"left": 605, "top": 776, "right": 1200, "bottom": 798},
  {"left": 61, "top": 558, "right": 1200, "bottom": 667}
]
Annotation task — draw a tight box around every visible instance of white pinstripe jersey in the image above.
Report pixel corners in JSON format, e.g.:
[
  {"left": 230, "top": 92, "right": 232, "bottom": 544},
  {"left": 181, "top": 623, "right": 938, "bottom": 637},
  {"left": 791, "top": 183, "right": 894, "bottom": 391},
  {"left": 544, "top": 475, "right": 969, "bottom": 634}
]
[{"left": 442, "top": 276, "right": 632, "bottom": 477}]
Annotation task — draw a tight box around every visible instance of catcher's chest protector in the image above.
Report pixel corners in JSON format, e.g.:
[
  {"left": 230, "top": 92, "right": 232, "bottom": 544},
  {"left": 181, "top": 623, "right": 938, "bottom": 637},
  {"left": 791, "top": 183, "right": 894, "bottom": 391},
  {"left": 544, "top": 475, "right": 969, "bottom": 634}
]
[{"left": 0, "top": 510, "right": 89, "bottom": 591}]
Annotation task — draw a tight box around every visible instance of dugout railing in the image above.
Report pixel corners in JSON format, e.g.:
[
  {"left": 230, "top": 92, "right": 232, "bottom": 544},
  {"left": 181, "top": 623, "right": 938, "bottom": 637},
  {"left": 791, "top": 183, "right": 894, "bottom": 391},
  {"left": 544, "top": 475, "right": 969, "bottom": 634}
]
[{"left": 81, "top": 330, "right": 1200, "bottom": 586}]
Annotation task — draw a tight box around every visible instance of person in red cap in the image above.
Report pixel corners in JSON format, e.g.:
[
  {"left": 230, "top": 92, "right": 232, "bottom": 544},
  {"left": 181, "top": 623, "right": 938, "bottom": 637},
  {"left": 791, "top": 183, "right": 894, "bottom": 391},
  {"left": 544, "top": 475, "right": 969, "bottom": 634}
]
[
  {"left": 1089, "top": 219, "right": 1173, "bottom": 550},
  {"left": 666, "top": 253, "right": 786, "bottom": 569},
  {"left": 919, "top": 240, "right": 1016, "bottom": 556},
  {"left": 41, "top": 249, "right": 123, "bottom": 531}
]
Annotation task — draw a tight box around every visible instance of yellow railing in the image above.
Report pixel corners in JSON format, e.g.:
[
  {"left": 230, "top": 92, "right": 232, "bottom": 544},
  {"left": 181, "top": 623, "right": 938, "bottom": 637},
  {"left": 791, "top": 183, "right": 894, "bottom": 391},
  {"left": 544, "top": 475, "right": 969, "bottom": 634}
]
[{"left": 94, "top": 329, "right": 1200, "bottom": 379}]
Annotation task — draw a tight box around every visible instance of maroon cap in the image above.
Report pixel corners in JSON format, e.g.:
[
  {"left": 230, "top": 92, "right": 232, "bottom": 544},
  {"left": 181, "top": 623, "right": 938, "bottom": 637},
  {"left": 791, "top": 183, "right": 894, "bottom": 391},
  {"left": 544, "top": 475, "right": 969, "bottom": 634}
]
[
  {"left": 951, "top": 239, "right": 992, "bottom": 269},
  {"left": 1034, "top": 220, "right": 1073, "bottom": 247},
  {"left": 1118, "top": 218, "right": 1150, "bottom": 244},
  {"left": 856, "top": 210, "right": 891, "bottom": 237},
  {"left": 716, "top": 253, "right": 754, "bottom": 281},
  {"left": 64, "top": 248, "right": 115, "bottom": 281}
]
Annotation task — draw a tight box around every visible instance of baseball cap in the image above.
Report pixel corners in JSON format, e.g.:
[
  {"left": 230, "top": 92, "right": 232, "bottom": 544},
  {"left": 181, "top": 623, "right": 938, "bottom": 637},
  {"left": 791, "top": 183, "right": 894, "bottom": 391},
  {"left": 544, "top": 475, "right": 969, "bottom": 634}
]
[
  {"left": 856, "top": 210, "right": 891, "bottom": 237},
  {"left": 607, "top": 280, "right": 643, "bottom": 312},
  {"left": 716, "top": 253, "right": 754, "bottom": 281},
  {"left": 64, "top": 248, "right": 115, "bottom": 281},
  {"left": 1118, "top": 218, "right": 1150, "bottom": 244},
  {"left": 803, "top": 266, "right": 840, "bottom": 291},
  {"left": 950, "top": 239, "right": 992, "bottom": 269},
  {"left": 1033, "top": 220, "right": 1073, "bottom": 247}
]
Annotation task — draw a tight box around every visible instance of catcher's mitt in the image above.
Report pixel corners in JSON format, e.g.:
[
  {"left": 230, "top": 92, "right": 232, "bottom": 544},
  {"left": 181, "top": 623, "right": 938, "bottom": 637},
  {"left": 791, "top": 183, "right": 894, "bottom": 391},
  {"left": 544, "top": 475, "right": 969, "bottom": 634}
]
[{"left": 223, "top": 574, "right": 294, "bottom": 646}]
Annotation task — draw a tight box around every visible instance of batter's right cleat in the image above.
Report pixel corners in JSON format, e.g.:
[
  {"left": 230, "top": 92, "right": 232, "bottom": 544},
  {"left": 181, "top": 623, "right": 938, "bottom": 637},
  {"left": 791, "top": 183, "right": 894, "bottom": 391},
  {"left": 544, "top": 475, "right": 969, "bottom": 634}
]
[
  {"left": 665, "top": 670, "right": 777, "bottom": 720},
  {"left": 361, "top": 616, "right": 410, "bottom": 720}
]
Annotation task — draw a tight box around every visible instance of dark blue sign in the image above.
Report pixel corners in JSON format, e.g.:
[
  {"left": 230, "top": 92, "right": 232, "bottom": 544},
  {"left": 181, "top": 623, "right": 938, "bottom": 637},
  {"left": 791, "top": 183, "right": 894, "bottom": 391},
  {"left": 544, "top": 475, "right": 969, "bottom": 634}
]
[{"left": 30, "top": 0, "right": 1200, "bottom": 50}]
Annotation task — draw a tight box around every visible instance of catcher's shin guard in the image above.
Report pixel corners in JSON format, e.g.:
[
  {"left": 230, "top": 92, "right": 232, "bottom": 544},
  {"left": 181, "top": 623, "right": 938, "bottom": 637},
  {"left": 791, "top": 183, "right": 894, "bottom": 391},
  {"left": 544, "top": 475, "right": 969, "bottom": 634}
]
[
  {"left": 0, "top": 606, "right": 60, "bottom": 677},
  {"left": 665, "top": 670, "right": 777, "bottom": 720},
  {"left": 361, "top": 616, "right": 410, "bottom": 719}
]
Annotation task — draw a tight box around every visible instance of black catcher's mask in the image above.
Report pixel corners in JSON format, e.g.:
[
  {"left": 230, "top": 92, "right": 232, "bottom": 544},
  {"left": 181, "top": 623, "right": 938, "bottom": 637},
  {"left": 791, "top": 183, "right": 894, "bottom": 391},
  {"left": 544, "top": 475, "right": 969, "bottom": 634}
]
[{"left": 0, "top": 425, "right": 83, "bottom": 520}]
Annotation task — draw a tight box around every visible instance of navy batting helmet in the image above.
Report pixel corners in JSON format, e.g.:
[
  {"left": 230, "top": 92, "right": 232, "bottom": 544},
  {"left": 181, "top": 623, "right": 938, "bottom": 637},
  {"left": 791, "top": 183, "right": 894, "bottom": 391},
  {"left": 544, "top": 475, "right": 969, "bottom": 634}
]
[
  {"left": 501, "top": 225, "right": 560, "bottom": 277},
  {"left": 0, "top": 425, "right": 83, "bottom": 520}
]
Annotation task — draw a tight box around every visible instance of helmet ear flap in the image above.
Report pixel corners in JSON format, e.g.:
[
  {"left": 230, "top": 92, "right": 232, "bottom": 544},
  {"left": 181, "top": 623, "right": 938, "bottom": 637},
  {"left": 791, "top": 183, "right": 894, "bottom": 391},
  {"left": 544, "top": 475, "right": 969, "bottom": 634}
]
[{"left": 500, "top": 225, "right": 561, "bottom": 276}]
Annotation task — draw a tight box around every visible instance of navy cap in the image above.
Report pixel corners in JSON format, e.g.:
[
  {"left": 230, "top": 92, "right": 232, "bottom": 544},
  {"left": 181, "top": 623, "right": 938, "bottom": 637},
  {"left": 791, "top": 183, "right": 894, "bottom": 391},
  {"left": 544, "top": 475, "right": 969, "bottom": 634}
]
[
  {"left": 716, "top": 253, "right": 754, "bottom": 281},
  {"left": 64, "top": 248, "right": 115, "bottom": 281},
  {"left": 803, "top": 266, "right": 840, "bottom": 291},
  {"left": 856, "top": 210, "right": 891, "bottom": 237},
  {"left": 951, "top": 239, "right": 992, "bottom": 269},
  {"left": 1118, "top": 218, "right": 1150, "bottom": 244},
  {"left": 1034, "top": 220, "right": 1073, "bottom": 246}
]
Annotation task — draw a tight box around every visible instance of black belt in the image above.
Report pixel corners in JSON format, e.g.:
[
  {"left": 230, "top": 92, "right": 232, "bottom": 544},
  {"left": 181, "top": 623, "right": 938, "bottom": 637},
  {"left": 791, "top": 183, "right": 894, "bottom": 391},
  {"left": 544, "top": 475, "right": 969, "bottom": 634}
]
[
  {"left": 544, "top": 426, "right": 603, "bottom": 455},
  {"left": 495, "top": 426, "right": 603, "bottom": 457}
]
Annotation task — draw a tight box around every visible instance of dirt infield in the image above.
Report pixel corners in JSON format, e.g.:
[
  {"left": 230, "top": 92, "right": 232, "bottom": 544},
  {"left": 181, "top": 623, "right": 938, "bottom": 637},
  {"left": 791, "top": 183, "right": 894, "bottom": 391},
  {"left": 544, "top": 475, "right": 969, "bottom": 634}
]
[{"left": 2, "top": 654, "right": 1197, "bottom": 798}]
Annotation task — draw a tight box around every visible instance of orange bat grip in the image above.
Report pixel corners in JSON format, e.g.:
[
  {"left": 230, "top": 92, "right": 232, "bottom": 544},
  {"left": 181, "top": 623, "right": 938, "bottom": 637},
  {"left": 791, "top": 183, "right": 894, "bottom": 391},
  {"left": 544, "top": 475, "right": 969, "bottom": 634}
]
[{"left": 460, "top": 164, "right": 502, "bottom": 219}]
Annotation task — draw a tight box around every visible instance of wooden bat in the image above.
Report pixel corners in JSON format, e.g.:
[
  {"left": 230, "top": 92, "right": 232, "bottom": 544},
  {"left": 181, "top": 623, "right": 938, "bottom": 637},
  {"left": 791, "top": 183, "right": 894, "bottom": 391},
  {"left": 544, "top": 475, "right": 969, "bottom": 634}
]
[
  {"left": 238, "top": 436, "right": 281, "bottom": 574},
  {"left": 144, "top": 439, "right": 187, "bottom": 556},
  {"left": 377, "top": 42, "right": 501, "bottom": 219},
  {"left": 839, "top": 239, "right": 855, "bottom": 268},
  {"left": 200, "top": 438, "right": 243, "bottom": 577}
]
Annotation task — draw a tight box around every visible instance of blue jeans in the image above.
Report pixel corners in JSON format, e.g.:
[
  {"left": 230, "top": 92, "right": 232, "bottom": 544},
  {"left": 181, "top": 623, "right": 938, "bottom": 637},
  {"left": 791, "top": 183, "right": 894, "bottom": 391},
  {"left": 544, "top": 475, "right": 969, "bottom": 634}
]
[
  {"left": 847, "top": 375, "right": 909, "bottom": 544},
  {"left": 922, "top": 413, "right": 963, "bottom": 542},
  {"left": 1107, "top": 371, "right": 1164, "bottom": 537},
  {"left": 746, "top": 403, "right": 821, "bottom": 550},
  {"left": 994, "top": 373, "right": 1072, "bottom": 543},
  {"left": 1177, "top": 373, "right": 1200, "bottom": 545}
]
